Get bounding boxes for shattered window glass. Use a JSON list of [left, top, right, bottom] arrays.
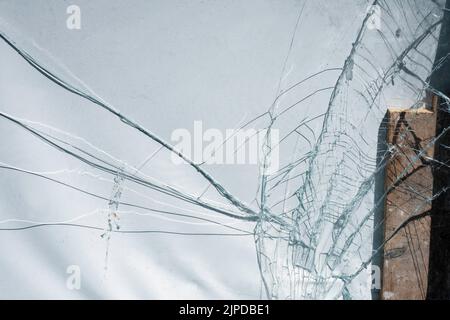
[[0, 0, 447, 299]]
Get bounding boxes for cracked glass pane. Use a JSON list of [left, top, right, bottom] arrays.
[[0, 0, 448, 299]]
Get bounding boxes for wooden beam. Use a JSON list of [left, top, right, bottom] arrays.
[[381, 101, 437, 300]]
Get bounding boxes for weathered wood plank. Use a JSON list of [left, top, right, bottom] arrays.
[[381, 102, 437, 300]]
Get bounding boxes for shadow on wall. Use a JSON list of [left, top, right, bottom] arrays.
[[372, 113, 389, 300]]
